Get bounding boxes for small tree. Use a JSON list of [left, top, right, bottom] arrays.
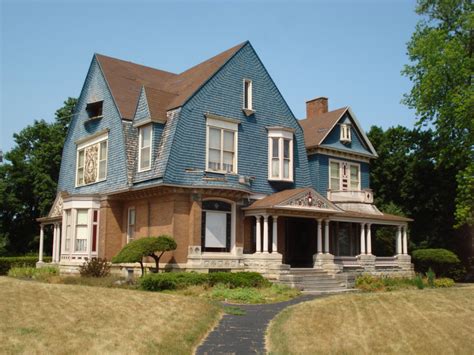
[[112, 236, 177, 276]]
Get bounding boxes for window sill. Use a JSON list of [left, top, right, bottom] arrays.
[[205, 169, 238, 176], [242, 108, 255, 116], [75, 178, 107, 188], [268, 178, 294, 183], [137, 168, 152, 173], [85, 115, 104, 121]]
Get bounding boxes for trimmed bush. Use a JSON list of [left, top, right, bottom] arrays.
[[433, 278, 455, 288], [208, 272, 270, 288], [0, 256, 52, 275], [139, 272, 271, 292], [79, 258, 111, 278], [412, 248, 465, 280]]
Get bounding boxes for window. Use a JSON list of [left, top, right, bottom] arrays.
[[268, 128, 293, 181], [64, 210, 72, 252], [86, 101, 103, 119], [75, 209, 88, 252], [201, 200, 232, 252], [206, 117, 238, 174], [340, 124, 351, 143], [138, 125, 152, 171], [127, 208, 136, 243], [329, 159, 361, 191], [243, 79, 253, 111], [76, 134, 108, 186], [91, 210, 99, 253]]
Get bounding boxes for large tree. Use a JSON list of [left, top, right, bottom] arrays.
[[0, 98, 77, 255], [402, 0, 473, 227]]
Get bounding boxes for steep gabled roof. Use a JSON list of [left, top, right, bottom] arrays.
[[95, 41, 247, 120], [299, 107, 348, 149]]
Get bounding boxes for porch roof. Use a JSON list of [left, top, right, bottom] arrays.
[[335, 210, 413, 223]]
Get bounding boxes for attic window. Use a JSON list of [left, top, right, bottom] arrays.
[[86, 101, 103, 119], [243, 79, 254, 116], [340, 124, 351, 143]]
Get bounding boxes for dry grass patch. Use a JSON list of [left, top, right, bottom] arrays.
[[268, 285, 474, 354], [0, 277, 221, 354]]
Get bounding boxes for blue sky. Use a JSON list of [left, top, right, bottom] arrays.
[[1, 0, 419, 153]]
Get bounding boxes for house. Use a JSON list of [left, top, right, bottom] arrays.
[[37, 41, 413, 280]]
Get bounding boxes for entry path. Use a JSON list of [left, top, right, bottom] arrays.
[[196, 294, 318, 355]]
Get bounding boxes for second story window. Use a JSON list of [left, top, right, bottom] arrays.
[[76, 132, 108, 187], [206, 114, 239, 174], [267, 127, 294, 182], [329, 159, 360, 191], [138, 125, 152, 172], [340, 123, 351, 143]]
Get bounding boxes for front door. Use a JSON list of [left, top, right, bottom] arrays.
[[284, 218, 317, 267]]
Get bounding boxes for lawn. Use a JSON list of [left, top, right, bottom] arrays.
[[0, 277, 221, 355], [267, 285, 474, 354]]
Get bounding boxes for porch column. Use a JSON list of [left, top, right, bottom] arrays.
[[255, 216, 261, 253], [55, 224, 61, 262], [360, 223, 366, 255], [396, 225, 402, 255], [317, 219, 323, 254], [366, 223, 372, 255], [272, 216, 278, 253], [38, 224, 44, 263], [263, 215, 269, 253], [52, 224, 58, 263], [324, 220, 330, 254], [402, 226, 408, 255]]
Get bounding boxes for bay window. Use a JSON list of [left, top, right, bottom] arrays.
[[75, 209, 88, 252], [206, 115, 238, 173], [76, 132, 108, 186], [268, 128, 294, 181], [139, 124, 152, 172]]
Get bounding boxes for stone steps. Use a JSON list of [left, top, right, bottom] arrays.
[[278, 268, 349, 293]]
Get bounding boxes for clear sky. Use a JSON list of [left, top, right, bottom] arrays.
[[1, 0, 419, 153]]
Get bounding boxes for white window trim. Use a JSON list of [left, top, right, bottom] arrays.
[[127, 207, 136, 244], [201, 198, 237, 255], [267, 128, 294, 182], [205, 117, 238, 174], [328, 158, 361, 191], [243, 79, 253, 110], [138, 124, 153, 172], [75, 132, 108, 187]]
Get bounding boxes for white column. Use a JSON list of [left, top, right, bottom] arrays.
[[360, 223, 366, 255], [56, 224, 61, 262], [317, 219, 323, 254], [263, 215, 269, 253], [396, 225, 402, 255], [403, 226, 408, 255], [324, 220, 330, 254], [255, 216, 261, 253], [38, 224, 44, 263], [367, 223, 372, 255], [272, 216, 278, 253], [52, 224, 57, 262]]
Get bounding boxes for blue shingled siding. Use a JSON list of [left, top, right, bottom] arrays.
[[162, 43, 311, 194], [57, 57, 129, 194], [320, 113, 372, 155], [308, 153, 370, 195]]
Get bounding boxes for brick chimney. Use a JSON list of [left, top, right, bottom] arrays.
[[306, 97, 328, 120]]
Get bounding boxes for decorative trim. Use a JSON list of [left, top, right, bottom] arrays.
[[307, 146, 372, 162], [205, 112, 241, 125], [75, 129, 109, 146]]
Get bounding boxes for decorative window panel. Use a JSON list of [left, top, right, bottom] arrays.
[[329, 159, 361, 191], [76, 134, 108, 186]]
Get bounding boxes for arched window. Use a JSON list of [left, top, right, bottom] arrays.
[[201, 200, 232, 252]]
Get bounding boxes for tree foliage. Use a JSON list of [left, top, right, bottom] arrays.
[[402, 0, 473, 226], [0, 98, 77, 255], [112, 236, 177, 276]]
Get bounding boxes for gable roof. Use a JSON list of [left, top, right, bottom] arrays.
[[299, 106, 378, 157], [95, 42, 247, 120]]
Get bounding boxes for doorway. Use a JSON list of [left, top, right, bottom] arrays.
[[284, 217, 317, 267]]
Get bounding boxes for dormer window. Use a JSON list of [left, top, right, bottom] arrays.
[[243, 79, 254, 116], [86, 101, 103, 119], [340, 123, 351, 143], [267, 127, 294, 182]]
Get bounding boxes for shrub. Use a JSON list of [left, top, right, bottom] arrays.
[[426, 268, 436, 287], [412, 248, 465, 280], [413, 275, 425, 289], [433, 278, 455, 288], [208, 272, 270, 288], [8, 266, 58, 280], [355, 274, 385, 292], [139, 272, 208, 291], [79, 258, 110, 278], [112, 236, 177, 276], [0, 256, 52, 275]]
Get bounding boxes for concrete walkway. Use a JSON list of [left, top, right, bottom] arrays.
[[195, 294, 318, 355]]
